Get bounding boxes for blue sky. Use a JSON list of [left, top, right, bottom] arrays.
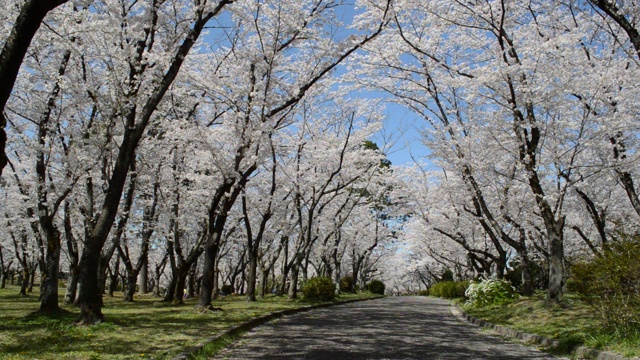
[[375, 102, 430, 166]]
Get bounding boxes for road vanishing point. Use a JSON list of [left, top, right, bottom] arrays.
[[215, 296, 558, 360]]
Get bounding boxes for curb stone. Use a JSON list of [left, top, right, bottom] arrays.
[[172, 296, 384, 360], [450, 305, 637, 360]]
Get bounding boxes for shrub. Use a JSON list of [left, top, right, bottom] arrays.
[[366, 279, 385, 295], [339, 276, 355, 293], [505, 258, 547, 292], [441, 269, 454, 282], [302, 277, 336, 301], [465, 278, 518, 306], [429, 281, 469, 299], [569, 240, 640, 334], [220, 284, 233, 295], [417, 289, 429, 296]]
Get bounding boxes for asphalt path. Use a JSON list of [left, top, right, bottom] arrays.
[[215, 296, 557, 360]]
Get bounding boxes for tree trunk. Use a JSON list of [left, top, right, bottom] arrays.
[[279, 264, 289, 296], [153, 268, 163, 298], [520, 254, 534, 296], [245, 248, 258, 302], [38, 229, 61, 313], [186, 261, 197, 299], [352, 253, 361, 292], [172, 268, 189, 305], [28, 265, 36, 293], [547, 224, 565, 302], [139, 256, 148, 294], [65, 268, 79, 304], [107, 256, 120, 297], [258, 264, 268, 298], [99, 258, 110, 296], [123, 275, 137, 302], [19, 267, 29, 296], [186, 271, 195, 299], [213, 267, 220, 300], [0, 0, 70, 177], [107, 271, 118, 297], [288, 265, 300, 300], [163, 275, 176, 303], [199, 245, 217, 308], [64, 202, 79, 304], [302, 256, 309, 283], [496, 261, 505, 280]]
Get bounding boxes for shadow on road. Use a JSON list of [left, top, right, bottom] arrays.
[[217, 297, 556, 360]]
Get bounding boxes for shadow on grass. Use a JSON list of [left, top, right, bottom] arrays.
[[544, 333, 586, 356], [0, 286, 380, 359]]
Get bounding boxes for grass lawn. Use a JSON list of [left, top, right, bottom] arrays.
[[0, 284, 376, 360], [461, 291, 640, 358]]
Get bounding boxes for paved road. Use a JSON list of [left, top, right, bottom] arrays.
[[215, 296, 557, 360]]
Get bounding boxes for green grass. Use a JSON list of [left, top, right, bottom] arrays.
[[187, 334, 242, 360], [0, 284, 377, 360], [462, 291, 640, 357]]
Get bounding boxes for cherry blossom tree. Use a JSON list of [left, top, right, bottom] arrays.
[[0, 0, 72, 176]]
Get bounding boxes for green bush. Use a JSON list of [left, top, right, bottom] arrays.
[[339, 276, 355, 293], [429, 281, 469, 299], [302, 277, 336, 301], [441, 269, 454, 282], [220, 284, 233, 295], [570, 240, 640, 334], [465, 278, 518, 306], [417, 289, 429, 296], [505, 258, 548, 292], [366, 279, 385, 295]]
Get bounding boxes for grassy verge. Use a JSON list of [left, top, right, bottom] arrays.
[[0, 284, 377, 360], [461, 291, 640, 357]]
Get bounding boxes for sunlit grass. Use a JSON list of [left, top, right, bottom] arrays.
[[462, 291, 640, 357], [0, 284, 376, 359]]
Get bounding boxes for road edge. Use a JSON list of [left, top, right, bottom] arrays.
[[450, 304, 632, 360], [172, 295, 384, 360]]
